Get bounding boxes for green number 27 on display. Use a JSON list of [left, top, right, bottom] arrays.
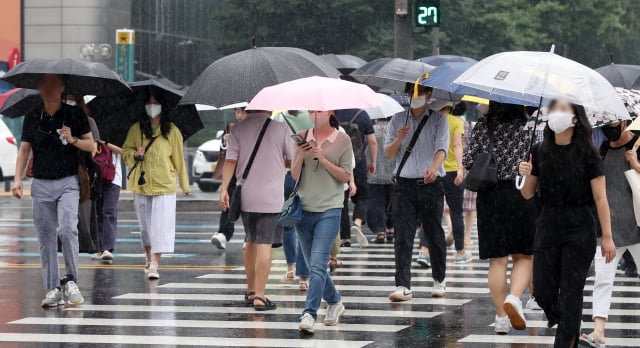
[[417, 6, 438, 25]]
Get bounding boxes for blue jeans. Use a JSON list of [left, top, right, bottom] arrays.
[[296, 208, 342, 318], [282, 227, 309, 277], [282, 172, 309, 277]]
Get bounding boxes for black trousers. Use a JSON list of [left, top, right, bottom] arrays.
[[392, 178, 446, 287], [350, 173, 369, 222], [218, 177, 237, 241], [340, 190, 351, 240], [442, 171, 465, 251], [533, 217, 596, 348]]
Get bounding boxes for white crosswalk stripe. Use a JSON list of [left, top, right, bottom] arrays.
[[2, 229, 639, 347]]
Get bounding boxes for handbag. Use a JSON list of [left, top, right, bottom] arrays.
[[624, 137, 640, 226], [228, 118, 272, 222], [126, 130, 158, 185], [464, 118, 497, 192], [277, 165, 304, 227]]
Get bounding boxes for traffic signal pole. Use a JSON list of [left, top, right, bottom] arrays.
[[394, 0, 414, 59]]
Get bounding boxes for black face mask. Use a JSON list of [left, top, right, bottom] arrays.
[[602, 124, 623, 142]]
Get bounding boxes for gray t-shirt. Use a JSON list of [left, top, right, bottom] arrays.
[[298, 129, 353, 212], [227, 113, 293, 213], [368, 122, 396, 184]]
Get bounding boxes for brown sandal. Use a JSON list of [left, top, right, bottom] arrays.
[[329, 257, 343, 272]]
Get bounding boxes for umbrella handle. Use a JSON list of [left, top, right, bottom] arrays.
[[515, 175, 526, 190]]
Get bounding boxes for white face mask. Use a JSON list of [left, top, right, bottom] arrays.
[[547, 111, 575, 134], [410, 95, 427, 109], [64, 100, 77, 106], [145, 104, 162, 118]]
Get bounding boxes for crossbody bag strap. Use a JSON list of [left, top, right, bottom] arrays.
[[394, 111, 431, 181], [127, 128, 159, 180], [241, 118, 271, 180], [350, 110, 364, 124]]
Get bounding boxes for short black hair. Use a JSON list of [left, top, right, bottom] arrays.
[[451, 102, 467, 116], [404, 83, 433, 94]]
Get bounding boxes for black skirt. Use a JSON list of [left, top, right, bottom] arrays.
[[476, 180, 536, 259]]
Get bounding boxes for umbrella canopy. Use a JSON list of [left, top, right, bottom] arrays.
[[526, 87, 640, 130], [364, 93, 405, 119], [418, 55, 477, 66], [179, 47, 341, 108], [1, 58, 131, 96], [453, 50, 630, 120], [420, 62, 475, 101], [595, 64, 640, 89], [350, 58, 435, 92], [319, 54, 367, 75], [0, 88, 40, 118], [89, 79, 203, 146], [246, 76, 383, 112]]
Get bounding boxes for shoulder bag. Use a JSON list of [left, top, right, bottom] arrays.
[[228, 118, 271, 222], [624, 137, 640, 227], [277, 130, 309, 227], [464, 118, 498, 192], [386, 112, 431, 214]]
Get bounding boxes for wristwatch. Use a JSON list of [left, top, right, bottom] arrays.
[[72, 136, 79, 145]]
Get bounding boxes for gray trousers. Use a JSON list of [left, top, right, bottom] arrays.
[[32, 176, 80, 289]]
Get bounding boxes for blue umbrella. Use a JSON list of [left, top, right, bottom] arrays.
[[420, 62, 527, 105]]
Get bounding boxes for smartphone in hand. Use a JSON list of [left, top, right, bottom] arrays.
[[291, 134, 307, 145]]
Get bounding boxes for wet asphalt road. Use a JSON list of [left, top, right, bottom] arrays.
[[0, 187, 638, 347]]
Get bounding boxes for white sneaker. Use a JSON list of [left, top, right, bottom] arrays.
[[41, 288, 65, 307], [432, 280, 446, 298], [503, 294, 527, 330], [90, 252, 103, 260], [324, 302, 345, 326], [64, 281, 84, 305], [350, 225, 369, 247], [526, 297, 542, 310], [494, 315, 510, 335], [147, 262, 160, 280], [454, 250, 473, 264], [388, 286, 412, 302], [101, 250, 114, 261], [299, 313, 316, 334], [210, 233, 226, 250]]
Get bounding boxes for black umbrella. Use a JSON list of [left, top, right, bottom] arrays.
[[595, 64, 640, 89], [417, 55, 477, 66], [1, 58, 131, 96], [0, 88, 40, 118], [350, 58, 435, 92], [89, 80, 203, 146], [179, 46, 341, 108], [320, 54, 367, 75]]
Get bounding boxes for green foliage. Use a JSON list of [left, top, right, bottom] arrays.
[[213, 0, 640, 68]]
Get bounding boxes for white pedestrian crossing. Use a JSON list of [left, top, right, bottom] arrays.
[[1, 230, 638, 347]]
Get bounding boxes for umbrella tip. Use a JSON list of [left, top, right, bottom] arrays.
[[251, 36, 256, 48], [549, 44, 556, 54], [610, 53, 615, 64]]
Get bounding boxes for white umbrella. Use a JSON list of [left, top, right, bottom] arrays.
[[453, 49, 630, 120], [364, 93, 405, 119], [453, 48, 631, 189]]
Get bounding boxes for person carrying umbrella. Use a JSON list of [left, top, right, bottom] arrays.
[[122, 92, 190, 280], [385, 84, 449, 301], [518, 99, 616, 348], [11, 74, 96, 307]]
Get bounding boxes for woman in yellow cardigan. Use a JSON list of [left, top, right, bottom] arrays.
[[122, 95, 190, 280]]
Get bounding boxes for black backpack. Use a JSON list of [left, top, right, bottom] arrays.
[[340, 110, 366, 163]]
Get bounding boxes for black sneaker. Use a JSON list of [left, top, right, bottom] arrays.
[[340, 241, 351, 249]]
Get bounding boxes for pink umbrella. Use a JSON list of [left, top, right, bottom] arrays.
[[245, 76, 383, 111]]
